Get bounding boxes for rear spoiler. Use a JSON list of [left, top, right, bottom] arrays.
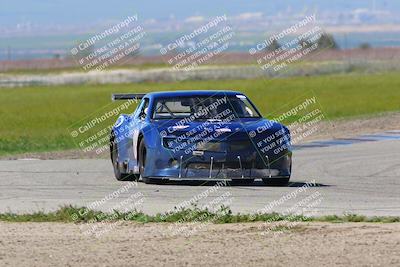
[[111, 93, 146, 101]]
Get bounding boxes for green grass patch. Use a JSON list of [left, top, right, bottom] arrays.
[[0, 72, 399, 155], [0, 205, 398, 223]]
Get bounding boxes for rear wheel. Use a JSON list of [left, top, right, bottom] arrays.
[[262, 177, 290, 186], [111, 138, 139, 181]]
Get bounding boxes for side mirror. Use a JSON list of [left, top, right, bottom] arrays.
[[140, 107, 148, 120]]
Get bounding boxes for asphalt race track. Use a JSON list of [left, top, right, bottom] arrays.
[[0, 139, 399, 216]]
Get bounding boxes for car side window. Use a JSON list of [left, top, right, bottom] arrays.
[[138, 98, 149, 120], [132, 100, 143, 117]]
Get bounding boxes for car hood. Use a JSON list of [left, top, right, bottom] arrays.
[[152, 118, 287, 141]]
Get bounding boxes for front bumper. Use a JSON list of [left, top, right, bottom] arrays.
[[144, 148, 292, 180]]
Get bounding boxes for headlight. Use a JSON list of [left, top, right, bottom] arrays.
[[163, 137, 177, 149], [169, 159, 180, 168]]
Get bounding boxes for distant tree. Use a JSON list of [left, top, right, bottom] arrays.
[[267, 39, 281, 51], [316, 33, 339, 50], [359, 42, 371, 49], [298, 38, 314, 49]]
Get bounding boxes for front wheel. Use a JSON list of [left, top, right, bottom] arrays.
[[139, 138, 168, 184], [111, 139, 139, 182], [262, 177, 290, 186]]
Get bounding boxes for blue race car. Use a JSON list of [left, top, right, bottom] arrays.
[[110, 91, 292, 185]]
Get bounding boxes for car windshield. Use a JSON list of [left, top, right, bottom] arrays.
[[152, 95, 261, 120]]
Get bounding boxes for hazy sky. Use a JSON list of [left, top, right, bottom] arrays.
[[1, 0, 398, 26]]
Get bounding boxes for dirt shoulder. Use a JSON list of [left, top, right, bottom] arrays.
[[0, 222, 399, 267], [1, 112, 400, 160], [301, 112, 400, 142]]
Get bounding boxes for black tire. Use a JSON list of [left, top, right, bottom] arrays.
[[230, 179, 255, 185], [262, 177, 290, 186], [111, 138, 139, 182], [138, 138, 147, 179], [139, 138, 168, 184]]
